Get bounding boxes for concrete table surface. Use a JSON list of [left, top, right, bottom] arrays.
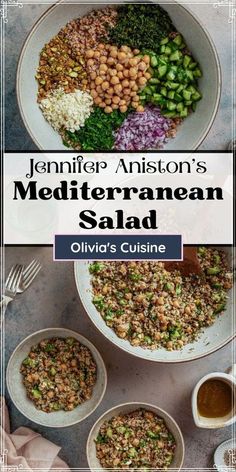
[[4, 246, 235, 469], [5, 2, 234, 151]]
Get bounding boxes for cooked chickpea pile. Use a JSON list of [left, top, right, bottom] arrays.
[[90, 248, 232, 351], [85, 44, 150, 113], [20, 337, 97, 413], [96, 409, 176, 469]]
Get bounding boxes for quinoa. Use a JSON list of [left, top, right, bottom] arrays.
[[20, 337, 97, 412], [59, 7, 118, 58], [89, 248, 233, 351], [96, 409, 176, 469]]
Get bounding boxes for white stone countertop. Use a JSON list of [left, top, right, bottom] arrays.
[[4, 246, 235, 469]]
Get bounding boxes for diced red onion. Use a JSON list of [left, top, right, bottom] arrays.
[[114, 105, 174, 151]]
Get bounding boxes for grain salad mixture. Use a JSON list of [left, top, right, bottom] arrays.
[[90, 248, 232, 351], [95, 409, 176, 469], [20, 337, 97, 412], [36, 4, 203, 150]]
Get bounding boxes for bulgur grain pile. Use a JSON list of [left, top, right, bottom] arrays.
[[96, 409, 176, 469], [90, 248, 232, 351], [20, 337, 97, 412]]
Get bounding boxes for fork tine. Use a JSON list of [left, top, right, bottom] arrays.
[[5, 264, 18, 288], [23, 262, 42, 289], [8, 265, 23, 292], [23, 259, 38, 279]]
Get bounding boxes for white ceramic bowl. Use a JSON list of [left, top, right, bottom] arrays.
[[87, 402, 185, 470], [17, 1, 221, 150], [6, 328, 107, 428], [74, 247, 234, 363]]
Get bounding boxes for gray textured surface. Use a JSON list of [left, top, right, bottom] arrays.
[[4, 246, 235, 469], [5, 2, 234, 151]]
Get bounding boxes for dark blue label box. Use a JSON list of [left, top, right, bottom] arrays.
[[54, 235, 182, 260]]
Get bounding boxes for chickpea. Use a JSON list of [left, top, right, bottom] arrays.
[[111, 76, 119, 85], [105, 99, 112, 106], [129, 57, 139, 67], [143, 55, 150, 64], [137, 71, 143, 78], [107, 56, 115, 66], [90, 71, 97, 80], [90, 81, 95, 89], [117, 51, 126, 62], [100, 64, 108, 72], [123, 88, 131, 95], [120, 45, 130, 53], [129, 80, 136, 88], [139, 76, 147, 86], [130, 91, 136, 97], [137, 105, 144, 112], [96, 85, 102, 93], [86, 49, 94, 58], [110, 48, 118, 58], [109, 69, 117, 76], [122, 79, 129, 88], [129, 67, 138, 77], [116, 63, 123, 71], [98, 43, 105, 49], [114, 83, 122, 94], [132, 84, 139, 91], [102, 81, 109, 90], [94, 96, 102, 105], [132, 95, 139, 102], [185, 306, 191, 315], [87, 58, 94, 67], [112, 103, 119, 109], [119, 99, 126, 106], [95, 76, 103, 85], [120, 105, 128, 113], [112, 95, 120, 104], [47, 390, 54, 398], [133, 48, 140, 55], [131, 101, 139, 109], [100, 102, 106, 108], [139, 61, 147, 71], [145, 72, 151, 80], [100, 56, 107, 64], [93, 50, 100, 59], [105, 103, 113, 112], [122, 69, 129, 78], [117, 71, 124, 80], [90, 89, 98, 98]]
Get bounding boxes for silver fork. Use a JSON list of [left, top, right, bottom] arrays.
[[0, 264, 24, 323], [17, 259, 42, 293]]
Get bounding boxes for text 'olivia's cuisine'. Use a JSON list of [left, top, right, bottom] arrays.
[[36, 4, 203, 150]]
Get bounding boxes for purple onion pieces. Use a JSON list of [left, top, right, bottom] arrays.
[[114, 105, 173, 151]]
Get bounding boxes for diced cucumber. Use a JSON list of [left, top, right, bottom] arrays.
[[185, 70, 194, 81], [160, 45, 166, 54], [169, 50, 182, 61], [183, 90, 192, 101], [167, 100, 176, 111], [193, 68, 202, 78], [176, 102, 184, 112], [166, 69, 176, 81], [180, 107, 188, 118], [176, 84, 185, 93], [165, 46, 172, 55], [160, 87, 167, 97], [153, 93, 162, 101], [192, 102, 197, 112], [192, 91, 202, 101], [158, 65, 167, 77], [150, 56, 158, 67], [174, 92, 183, 102], [185, 100, 193, 106], [173, 34, 183, 46], [162, 110, 178, 118], [168, 91, 175, 99], [168, 82, 180, 90], [143, 86, 152, 95], [189, 62, 197, 70], [149, 78, 160, 84], [160, 37, 169, 45], [183, 55, 192, 69]]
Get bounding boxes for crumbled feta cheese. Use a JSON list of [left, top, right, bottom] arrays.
[[39, 88, 93, 132]]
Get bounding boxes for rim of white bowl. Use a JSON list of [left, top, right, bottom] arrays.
[[6, 327, 107, 428], [74, 261, 235, 364], [86, 401, 185, 470], [16, 1, 222, 151]]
